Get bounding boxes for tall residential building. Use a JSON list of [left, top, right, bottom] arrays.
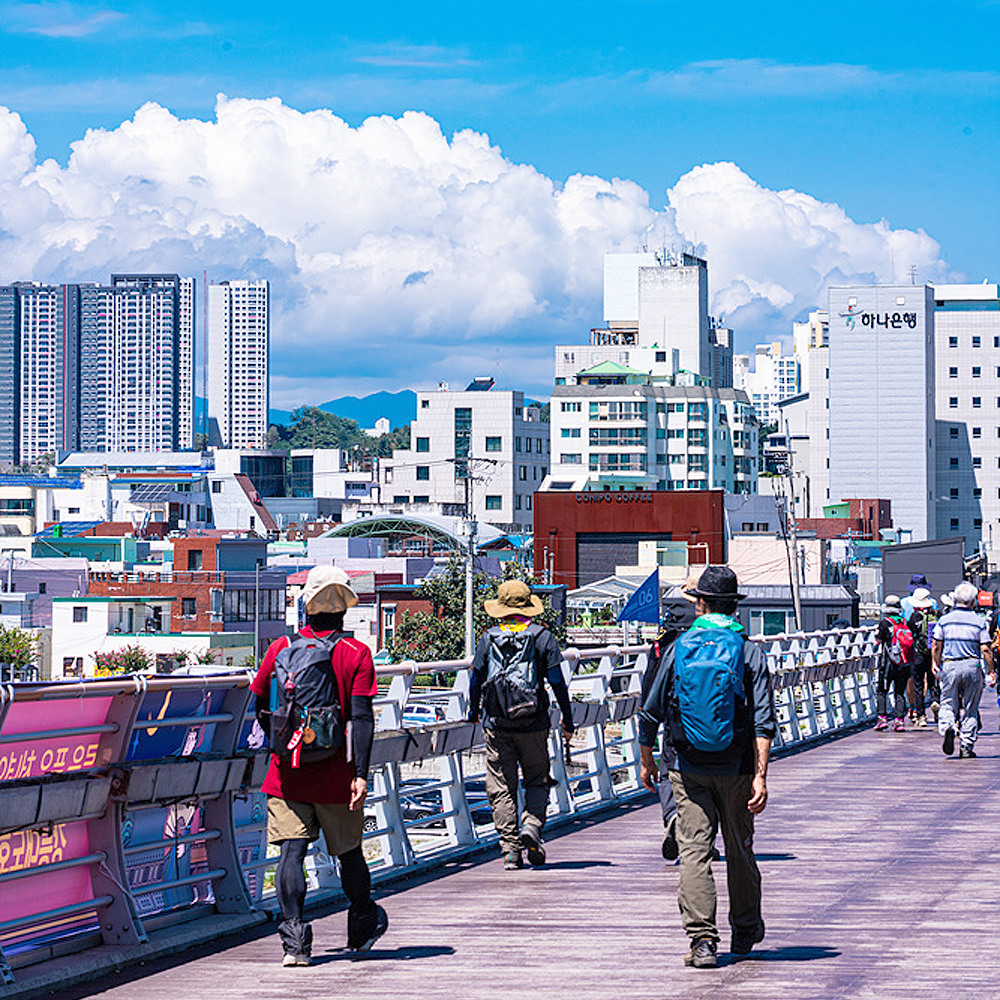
[[931, 283, 1000, 545], [0, 275, 196, 465], [828, 284, 936, 540], [207, 279, 269, 449], [544, 379, 758, 495], [555, 250, 732, 388], [380, 378, 548, 530], [792, 310, 829, 393], [741, 343, 801, 426]]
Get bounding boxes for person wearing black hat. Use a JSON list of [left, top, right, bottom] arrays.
[[638, 565, 776, 969]]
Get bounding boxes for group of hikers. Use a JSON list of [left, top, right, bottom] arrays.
[[248, 563, 993, 971], [875, 573, 996, 758]]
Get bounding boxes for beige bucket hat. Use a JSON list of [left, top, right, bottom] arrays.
[[302, 566, 358, 614], [484, 580, 545, 618]]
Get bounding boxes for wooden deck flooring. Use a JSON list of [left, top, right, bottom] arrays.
[[62, 720, 1000, 1000]]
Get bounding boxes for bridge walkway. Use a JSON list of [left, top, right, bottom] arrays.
[[60, 722, 1000, 1000]]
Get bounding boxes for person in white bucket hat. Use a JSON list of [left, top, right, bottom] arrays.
[[250, 565, 387, 965]]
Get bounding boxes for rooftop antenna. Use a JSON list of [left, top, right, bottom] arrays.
[[908, 264, 917, 285]]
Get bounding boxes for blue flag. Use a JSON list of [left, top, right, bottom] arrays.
[[617, 569, 660, 624]]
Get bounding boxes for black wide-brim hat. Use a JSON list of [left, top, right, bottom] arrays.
[[686, 565, 746, 601]]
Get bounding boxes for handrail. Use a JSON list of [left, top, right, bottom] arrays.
[[0, 626, 879, 987]]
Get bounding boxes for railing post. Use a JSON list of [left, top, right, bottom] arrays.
[[439, 751, 476, 847], [370, 763, 413, 868]]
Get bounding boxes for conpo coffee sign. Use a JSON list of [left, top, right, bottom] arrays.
[[575, 492, 654, 504]]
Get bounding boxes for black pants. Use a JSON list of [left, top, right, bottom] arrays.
[[910, 655, 933, 717], [876, 661, 908, 719]]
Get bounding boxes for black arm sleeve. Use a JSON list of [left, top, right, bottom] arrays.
[[254, 692, 269, 732], [467, 634, 490, 723], [350, 695, 375, 779]]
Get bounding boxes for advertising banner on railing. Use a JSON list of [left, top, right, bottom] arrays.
[[0, 698, 111, 780]]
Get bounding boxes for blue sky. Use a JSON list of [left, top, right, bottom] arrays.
[[0, 0, 997, 402]]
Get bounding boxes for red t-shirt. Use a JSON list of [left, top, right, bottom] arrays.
[[250, 627, 378, 804]]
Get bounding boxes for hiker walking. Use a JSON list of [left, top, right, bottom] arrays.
[[638, 566, 776, 969], [251, 566, 387, 966], [468, 580, 575, 870], [875, 595, 913, 732], [906, 588, 938, 728], [932, 581, 995, 758]]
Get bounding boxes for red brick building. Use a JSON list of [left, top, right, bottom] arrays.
[[533, 490, 726, 589], [798, 498, 892, 541]]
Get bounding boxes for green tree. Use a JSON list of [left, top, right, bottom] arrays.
[[268, 408, 410, 462], [0, 625, 38, 669], [93, 644, 153, 676], [387, 556, 565, 663]]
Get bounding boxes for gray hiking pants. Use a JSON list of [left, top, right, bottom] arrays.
[[937, 658, 985, 750], [484, 727, 551, 853], [669, 769, 763, 944]]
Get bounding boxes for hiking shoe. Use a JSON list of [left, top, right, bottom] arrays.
[[661, 815, 679, 862], [942, 727, 956, 756], [914, 716, 927, 729], [959, 747, 977, 759], [503, 849, 523, 870], [684, 938, 718, 968], [891, 718, 905, 732], [282, 953, 311, 967], [521, 826, 546, 867], [731, 922, 766, 956], [347, 904, 388, 953], [873, 716, 889, 731]]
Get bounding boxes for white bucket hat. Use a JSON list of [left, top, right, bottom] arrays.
[[302, 566, 358, 614], [910, 587, 934, 609]]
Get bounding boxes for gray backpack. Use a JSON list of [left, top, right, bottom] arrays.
[[482, 624, 541, 721]]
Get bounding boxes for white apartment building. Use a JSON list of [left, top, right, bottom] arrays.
[[932, 283, 1000, 546], [792, 310, 829, 393], [555, 251, 732, 388], [207, 279, 269, 449], [544, 383, 758, 494], [16, 284, 65, 463], [737, 342, 801, 426], [380, 379, 548, 529], [778, 349, 830, 520]]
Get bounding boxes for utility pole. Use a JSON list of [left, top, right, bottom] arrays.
[[779, 423, 803, 631]]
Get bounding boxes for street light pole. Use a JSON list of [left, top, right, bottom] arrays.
[[254, 559, 260, 664]]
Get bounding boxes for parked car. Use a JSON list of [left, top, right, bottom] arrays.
[[401, 704, 447, 728]]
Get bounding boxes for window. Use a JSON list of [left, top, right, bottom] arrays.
[[974, 488, 982, 498], [973, 457, 982, 468], [72, 606, 87, 623], [973, 397, 982, 408], [950, 457, 959, 468], [485, 495, 502, 510], [515, 495, 522, 510], [416, 466, 429, 480], [950, 488, 959, 499], [536, 438, 543, 454], [974, 518, 983, 529], [949, 397, 958, 408], [973, 367, 982, 378], [392, 495, 409, 504], [949, 337, 958, 348], [519, 466, 527, 480], [485, 436, 502, 452], [655, 351, 667, 362], [416, 437, 430, 452], [950, 427, 959, 439], [182, 597, 197, 616], [973, 336, 981, 347], [421, 399, 429, 408], [950, 518, 959, 530], [560, 402, 582, 412], [561, 427, 581, 438], [973, 427, 982, 439], [187, 549, 203, 571], [38, 582, 46, 594], [949, 367, 958, 378], [413, 495, 429, 503], [515, 437, 522, 452], [749, 610, 794, 637]]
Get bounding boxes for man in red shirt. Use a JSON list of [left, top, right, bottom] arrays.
[[251, 566, 387, 966]]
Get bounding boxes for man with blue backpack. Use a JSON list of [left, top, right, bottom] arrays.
[[638, 566, 776, 969], [468, 580, 574, 870]]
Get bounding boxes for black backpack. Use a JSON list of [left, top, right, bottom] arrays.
[[269, 633, 345, 768], [482, 624, 541, 722], [911, 608, 938, 658]]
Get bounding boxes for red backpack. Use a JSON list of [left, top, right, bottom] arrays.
[[887, 618, 914, 665]]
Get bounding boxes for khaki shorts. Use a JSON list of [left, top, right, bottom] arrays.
[[267, 796, 365, 856]]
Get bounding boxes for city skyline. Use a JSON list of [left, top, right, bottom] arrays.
[[0, 0, 996, 406]]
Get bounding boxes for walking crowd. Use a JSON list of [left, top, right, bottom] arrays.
[[249, 563, 995, 972]]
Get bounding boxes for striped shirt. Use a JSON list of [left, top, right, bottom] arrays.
[[932, 609, 989, 660]]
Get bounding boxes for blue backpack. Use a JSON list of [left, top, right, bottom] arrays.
[[669, 628, 747, 753]]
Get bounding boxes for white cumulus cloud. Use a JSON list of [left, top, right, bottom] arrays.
[[0, 96, 952, 406]]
